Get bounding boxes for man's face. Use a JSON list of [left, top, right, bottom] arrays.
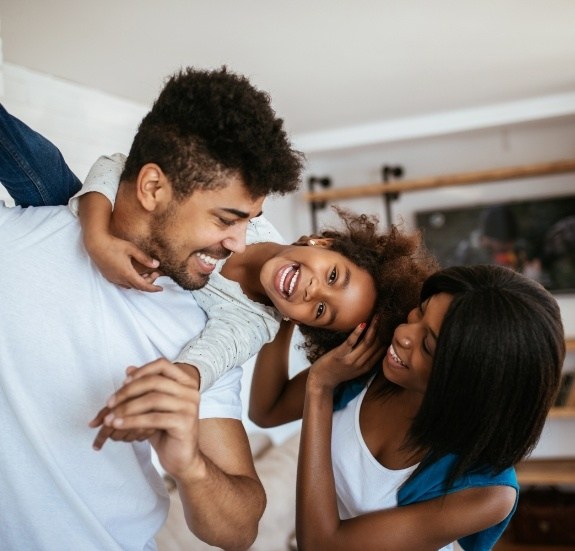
[[140, 175, 264, 290]]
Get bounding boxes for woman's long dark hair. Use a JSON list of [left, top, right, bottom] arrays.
[[405, 265, 565, 489]]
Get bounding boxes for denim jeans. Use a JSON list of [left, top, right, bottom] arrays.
[[0, 103, 81, 207]]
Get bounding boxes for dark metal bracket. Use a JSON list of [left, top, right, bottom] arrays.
[[307, 176, 332, 233], [381, 165, 403, 228]]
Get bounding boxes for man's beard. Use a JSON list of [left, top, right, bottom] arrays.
[[139, 209, 210, 291]]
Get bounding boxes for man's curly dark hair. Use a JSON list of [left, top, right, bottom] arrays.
[[298, 208, 438, 362], [122, 66, 304, 200]]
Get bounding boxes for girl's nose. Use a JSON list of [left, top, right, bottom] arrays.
[[304, 277, 318, 301]]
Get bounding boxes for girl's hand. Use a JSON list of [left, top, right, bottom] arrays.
[[308, 318, 384, 392], [86, 234, 163, 292]]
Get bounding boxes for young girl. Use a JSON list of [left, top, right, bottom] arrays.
[[249, 264, 565, 551]]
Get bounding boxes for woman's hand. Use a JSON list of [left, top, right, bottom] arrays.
[[307, 318, 384, 392]]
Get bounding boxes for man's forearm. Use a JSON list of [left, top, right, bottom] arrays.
[[175, 452, 266, 551]]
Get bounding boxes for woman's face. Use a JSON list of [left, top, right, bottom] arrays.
[[260, 244, 376, 331], [383, 292, 453, 393]]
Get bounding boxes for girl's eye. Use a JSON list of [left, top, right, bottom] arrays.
[[316, 302, 325, 318], [218, 217, 237, 227], [328, 268, 337, 284]]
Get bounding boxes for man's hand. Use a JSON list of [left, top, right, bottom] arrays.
[[89, 359, 203, 479]]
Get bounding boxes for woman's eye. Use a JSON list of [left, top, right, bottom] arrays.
[[316, 303, 325, 318], [422, 338, 431, 356], [328, 268, 337, 284]]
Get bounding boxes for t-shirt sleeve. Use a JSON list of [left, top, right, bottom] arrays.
[[177, 282, 281, 392], [68, 153, 126, 216], [198, 366, 243, 420]]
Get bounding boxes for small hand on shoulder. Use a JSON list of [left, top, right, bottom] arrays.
[[85, 233, 163, 292]]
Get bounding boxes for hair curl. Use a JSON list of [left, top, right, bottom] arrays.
[[298, 208, 438, 362], [122, 66, 304, 200]]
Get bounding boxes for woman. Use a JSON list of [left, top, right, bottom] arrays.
[[250, 264, 564, 550]]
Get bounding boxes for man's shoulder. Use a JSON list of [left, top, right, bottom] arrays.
[[0, 203, 74, 239]]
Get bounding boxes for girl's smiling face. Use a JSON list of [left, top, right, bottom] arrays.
[[260, 244, 376, 331]]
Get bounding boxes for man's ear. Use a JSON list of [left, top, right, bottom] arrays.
[[136, 164, 172, 212]]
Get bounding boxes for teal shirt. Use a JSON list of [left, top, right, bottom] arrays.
[[397, 454, 518, 550]]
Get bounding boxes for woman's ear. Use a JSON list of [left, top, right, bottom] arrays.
[[136, 163, 172, 211]]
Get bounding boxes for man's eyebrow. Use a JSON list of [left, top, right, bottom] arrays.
[[219, 208, 260, 219]]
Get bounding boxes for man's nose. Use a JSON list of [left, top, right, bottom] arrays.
[[222, 224, 248, 254]]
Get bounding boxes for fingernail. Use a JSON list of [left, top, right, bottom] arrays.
[[152, 259, 159, 267], [113, 418, 124, 427], [123, 376, 132, 384], [104, 413, 115, 425], [107, 396, 116, 408], [359, 322, 367, 330]]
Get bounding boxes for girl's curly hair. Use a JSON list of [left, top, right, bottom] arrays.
[[298, 208, 438, 362]]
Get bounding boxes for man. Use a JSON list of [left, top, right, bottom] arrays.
[[0, 67, 302, 550]]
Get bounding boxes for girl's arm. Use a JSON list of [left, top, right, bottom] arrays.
[[249, 318, 383, 427], [73, 154, 161, 292], [248, 320, 310, 427], [295, 325, 516, 551]]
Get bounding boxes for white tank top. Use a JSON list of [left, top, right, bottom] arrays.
[[331, 380, 454, 550]]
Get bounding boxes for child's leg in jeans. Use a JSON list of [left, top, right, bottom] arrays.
[[0, 104, 81, 206]]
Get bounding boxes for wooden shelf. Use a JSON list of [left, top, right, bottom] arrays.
[[515, 458, 575, 486], [549, 407, 575, 419], [303, 159, 575, 202]]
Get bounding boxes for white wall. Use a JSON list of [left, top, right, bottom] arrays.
[[2, 61, 574, 453]]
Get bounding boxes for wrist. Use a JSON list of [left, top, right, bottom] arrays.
[[306, 370, 337, 396], [174, 362, 201, 390], [173, 453, 209, 486]]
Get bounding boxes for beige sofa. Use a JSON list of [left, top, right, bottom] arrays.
[[156, 432, 300, 551]]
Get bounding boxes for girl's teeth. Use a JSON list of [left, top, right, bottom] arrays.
[[288, 269, 299, 296], [279, 266, 300, 296]]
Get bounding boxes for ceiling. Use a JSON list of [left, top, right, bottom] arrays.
[[2, 1, 575, 143]]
